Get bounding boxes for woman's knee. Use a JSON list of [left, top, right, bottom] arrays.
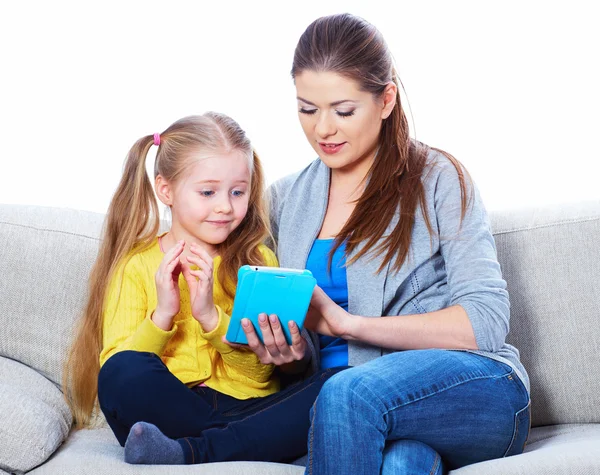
[[382, 440, 444, 475]]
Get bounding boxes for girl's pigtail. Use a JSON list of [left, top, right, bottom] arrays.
[[63, 135, 160, 428]]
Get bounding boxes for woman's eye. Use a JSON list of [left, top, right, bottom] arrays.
[[231, 190, 245, 197], [199, 190, 214, 197], [336, 110, 355, 118], [299, 108, 317, 115]]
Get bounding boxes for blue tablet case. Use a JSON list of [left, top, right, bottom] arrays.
[[226, 265, 317, 345]]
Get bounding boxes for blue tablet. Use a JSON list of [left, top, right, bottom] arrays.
[[226, 265, 317, 345]]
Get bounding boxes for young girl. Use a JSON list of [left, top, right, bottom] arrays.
[[64, 112, 343, 465]]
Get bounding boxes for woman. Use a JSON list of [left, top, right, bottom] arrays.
[[240, 13, 530, 474]]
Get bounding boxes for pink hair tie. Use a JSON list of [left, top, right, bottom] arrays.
[[153, 133, 161, 146]]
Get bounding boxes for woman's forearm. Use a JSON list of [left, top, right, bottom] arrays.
[[346, 305, 478, 351]]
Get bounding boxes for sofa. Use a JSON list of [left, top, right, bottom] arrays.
[[1, 200, 599, 475]]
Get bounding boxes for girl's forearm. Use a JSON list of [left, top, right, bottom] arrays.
[[346, 305, 478, 351]]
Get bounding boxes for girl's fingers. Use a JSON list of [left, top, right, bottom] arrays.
[[189, 269, 211, 282], [189, 245, 214, 266], [159, 240, 185, 273], [186, 254, 214, 276]]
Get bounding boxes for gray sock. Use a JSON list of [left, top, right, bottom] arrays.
[[124, 422, 186, 465]]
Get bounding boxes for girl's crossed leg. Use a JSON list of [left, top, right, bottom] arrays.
[[98, 350, 347, 464]]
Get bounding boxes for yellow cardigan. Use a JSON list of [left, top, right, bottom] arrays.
[[100, 238, 280, 399]]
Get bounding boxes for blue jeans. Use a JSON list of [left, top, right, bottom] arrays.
[[306, 349, 530, 475], [98, 351, 346, 464]]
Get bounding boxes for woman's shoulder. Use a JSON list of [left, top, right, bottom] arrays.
[[421, 147, 474, 196]]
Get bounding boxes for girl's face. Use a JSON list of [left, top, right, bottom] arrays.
[[163, 149, 251, 252], [295, 70, 395, 174]]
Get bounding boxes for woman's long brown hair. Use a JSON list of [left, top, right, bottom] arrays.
[[292, 13, 472, 273], [63, 113, 271, 428]]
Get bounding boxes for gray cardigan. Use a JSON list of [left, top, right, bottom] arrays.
[[269, 151, 530, 392]]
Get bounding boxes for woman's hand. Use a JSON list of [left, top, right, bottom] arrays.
[[225, 314, 308, 366], [181, 243, 218, 332], [305, 285, 359, 339], [153, 240, 185, 330]]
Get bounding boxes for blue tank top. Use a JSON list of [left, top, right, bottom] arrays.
[[305, 238, 349, 369]]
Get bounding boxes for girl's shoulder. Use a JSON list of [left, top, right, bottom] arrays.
[[256, 243, 279, 267], [116, 238, 162, 278]]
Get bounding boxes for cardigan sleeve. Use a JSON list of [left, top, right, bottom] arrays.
[[432, 160, 510, 352]]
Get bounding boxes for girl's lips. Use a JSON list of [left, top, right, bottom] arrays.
[[318, 142, 346, 155], [206, 221, 231, 227]]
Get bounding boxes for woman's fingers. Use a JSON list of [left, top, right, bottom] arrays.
[[258, 314, 280, 357], [242, 318, 269, 362], [288, 321, 307, 359], [269, 315, 293, 358]]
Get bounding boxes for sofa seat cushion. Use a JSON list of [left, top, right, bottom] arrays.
[[0, 357, 72, 473], [450, 424, 600, 474], [28, 427, 305, 474]]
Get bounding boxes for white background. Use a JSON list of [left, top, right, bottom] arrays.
[[1, 1, 598, 214]]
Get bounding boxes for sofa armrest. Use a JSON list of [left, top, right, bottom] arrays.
[[0, 356, 72, 473]]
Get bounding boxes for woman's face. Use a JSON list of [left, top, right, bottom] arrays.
[[295, 70, 395, 174]]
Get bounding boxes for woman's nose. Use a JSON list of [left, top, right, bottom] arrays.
[[315, 113, 336, 139]]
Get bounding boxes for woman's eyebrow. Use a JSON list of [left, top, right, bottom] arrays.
[[297, 97, 357, 107]]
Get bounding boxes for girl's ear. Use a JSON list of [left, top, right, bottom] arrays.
[[381, 82, 397, 120], [155, 175, 173, 206]]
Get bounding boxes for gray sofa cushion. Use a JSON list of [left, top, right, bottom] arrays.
[[491, 200, 600, 427], [450, 424, 600, 474], [0, 356, 71, 473], [28, 427, 304, 475], [0, 205, 104, 388]]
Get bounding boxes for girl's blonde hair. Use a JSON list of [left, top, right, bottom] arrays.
[[63, 112, 271, 428]]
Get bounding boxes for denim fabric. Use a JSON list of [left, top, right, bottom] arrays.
[[305, 350, 530, 475], [98, 351, 346, 464]]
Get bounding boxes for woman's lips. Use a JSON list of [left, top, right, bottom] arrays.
[[318, 142, 346, 154]]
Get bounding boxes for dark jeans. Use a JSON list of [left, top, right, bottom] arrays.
[[97, 350, 346, 464]]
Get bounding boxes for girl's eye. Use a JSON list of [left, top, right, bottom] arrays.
[[336, 110, 355, 118], [299, 108, 317, 115], [199, 190, 214, 197], [231, 190, 245, 197]]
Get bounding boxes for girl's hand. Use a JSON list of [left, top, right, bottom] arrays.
[[153, 240, 185, 330], [181, 243, 218, 332], [225, 314, 308, 366], [305, 285, 359, 339]]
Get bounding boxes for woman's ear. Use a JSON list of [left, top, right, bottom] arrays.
[[155, 175, 173, 206], [381, 82, 397, 120]]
